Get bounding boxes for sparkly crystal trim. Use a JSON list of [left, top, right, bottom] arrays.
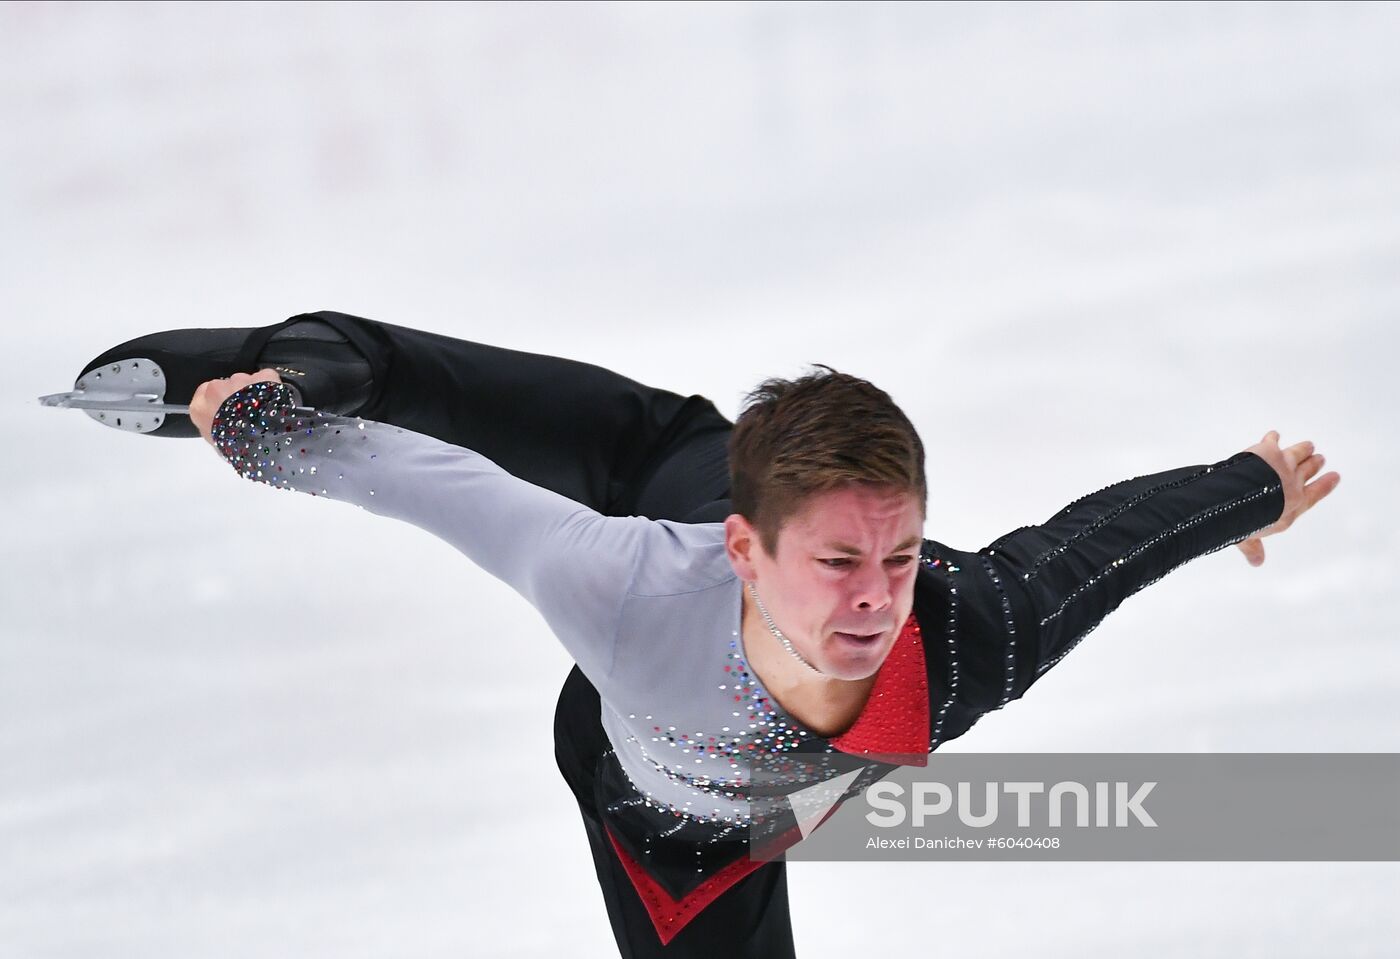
[[977, 554, 1019, 705], [1034, 516, 1278, 676], [920, 542, 961, 749], [1019, 455, 1250, 581], [1035, 482, 1283, 628]]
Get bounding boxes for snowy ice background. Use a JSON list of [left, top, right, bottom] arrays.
[[1, 2, 1396, 956]]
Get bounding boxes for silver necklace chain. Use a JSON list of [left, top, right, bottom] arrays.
[[747, 580, 826, 676]]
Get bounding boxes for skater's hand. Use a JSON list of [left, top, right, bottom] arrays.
[[190, 369, 283, 449], [1235, 430, 1341, 567]]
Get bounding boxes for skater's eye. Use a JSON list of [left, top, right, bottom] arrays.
[[819, 556, 916, 569]]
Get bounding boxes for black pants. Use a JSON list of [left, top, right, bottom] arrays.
[[267, 311, 796, 958]]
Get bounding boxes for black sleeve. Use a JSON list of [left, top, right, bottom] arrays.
[[943, 450, 1285, 715]]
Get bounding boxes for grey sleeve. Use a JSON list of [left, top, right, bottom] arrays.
[[210, 379, 655, 681]]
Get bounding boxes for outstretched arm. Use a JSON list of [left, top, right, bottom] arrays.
[[946, 436, 1338, 711], [192, 370, 663, 684]]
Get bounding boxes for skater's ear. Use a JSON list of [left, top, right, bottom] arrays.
[[724, 512, 771, 581]]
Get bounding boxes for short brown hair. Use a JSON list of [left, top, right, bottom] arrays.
[[727, 364, 927, 557]]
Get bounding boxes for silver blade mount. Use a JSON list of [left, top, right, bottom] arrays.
[[38, 357, 308, 433]]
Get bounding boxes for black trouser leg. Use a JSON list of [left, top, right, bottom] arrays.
[[277, 310, 731, 516], [553, 665, 797, 959]]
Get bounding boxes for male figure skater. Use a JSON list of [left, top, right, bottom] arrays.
[[69, 311, 1339, 957]]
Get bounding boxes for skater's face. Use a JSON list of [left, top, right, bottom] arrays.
[[727, 483, 924, 682]]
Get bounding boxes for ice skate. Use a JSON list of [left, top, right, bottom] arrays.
[[38, 313, 375, 437]]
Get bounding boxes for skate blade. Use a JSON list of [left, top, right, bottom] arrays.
[[38, 357, 307, 434]]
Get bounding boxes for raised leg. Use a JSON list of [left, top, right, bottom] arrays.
[[281, 310, 733, 518]]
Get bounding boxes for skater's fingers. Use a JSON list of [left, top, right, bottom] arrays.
[[1299, 452, 1326, 482], [1283, 440, 1315, 470], [1237, 537, 1266, 567], [224, 369, 280, 385], [1302, 471, 1342, 513], [191, 377, 238, 446], [251, 367, 283, 384]]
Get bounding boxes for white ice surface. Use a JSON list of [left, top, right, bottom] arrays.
[[1, 3, 1396, 957]]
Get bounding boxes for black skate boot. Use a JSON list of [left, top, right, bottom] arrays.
[[42, 312, 379, 437]]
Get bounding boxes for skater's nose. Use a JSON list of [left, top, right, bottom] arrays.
[[849, 561, 893, 612]]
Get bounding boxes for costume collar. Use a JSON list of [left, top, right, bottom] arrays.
[[827, 611, 930, 765]]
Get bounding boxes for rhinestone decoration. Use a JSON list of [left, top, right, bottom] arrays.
[[1034, 484, 1283, 628], [210, 380, 405, 497], [606, 614, 823, 829], [1034, 515, 1279, 676], [920, 542, 961, 749], [977, 553, 1019, 705], [1016, 454, 1272, 583]]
